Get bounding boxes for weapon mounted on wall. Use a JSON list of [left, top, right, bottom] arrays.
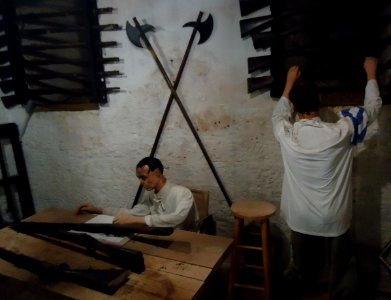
[[127, 13, 233, 208], [247, 55, 272, 73], [239, 0, 270, 17], [238, 0, 391, 105], [0, 0, 123, 110], [13, 221, 174, 236], [240, 15, 272, 38], [247, 76, 273, 93]]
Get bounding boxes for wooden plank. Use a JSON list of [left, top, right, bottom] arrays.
[[0, 228, 206, 299], [0, 273, 74, 300], [0, 257, 204, 299], [117, 269, 203, 300], [23, 207, 91, 223], [144, 255, 210, 281], [0, 260, 114, 300], [125, 231, 233, 269], [24, 208, 234, 269], [0, 208, 233, 299]]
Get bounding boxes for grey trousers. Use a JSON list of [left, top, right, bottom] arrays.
[[287, 230, 358, 300]]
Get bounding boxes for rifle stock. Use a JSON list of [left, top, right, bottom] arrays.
[[240, 15, 272, 38], [251, 26, 302, 50], [239, 0, 271, 17], [247, 76, 273, 93], [14, 221, 175, 236], [0, 247, 130, 295], [247, 55, 272, 73], [251, 31, 273, 49]]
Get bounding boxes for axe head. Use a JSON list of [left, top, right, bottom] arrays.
[[126, 21, 155, 48], [183, 14, 213, 45]]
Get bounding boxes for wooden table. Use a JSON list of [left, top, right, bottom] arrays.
[[0, 208, 233, 299]]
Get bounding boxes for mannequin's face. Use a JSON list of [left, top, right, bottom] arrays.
[[136, 165, 161, 191]]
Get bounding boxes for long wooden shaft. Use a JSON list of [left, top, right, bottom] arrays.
[[133, 12, 204, 207], [133, 17, 232, 207]]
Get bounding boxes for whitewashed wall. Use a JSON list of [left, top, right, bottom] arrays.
[[0, 0, 390, 258]]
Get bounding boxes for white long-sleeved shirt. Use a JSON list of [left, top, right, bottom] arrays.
[[103, 181, 199, 230], [272, 80, 382, 237]]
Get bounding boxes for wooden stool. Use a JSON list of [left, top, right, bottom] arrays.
[[228, 199, 277, 300]]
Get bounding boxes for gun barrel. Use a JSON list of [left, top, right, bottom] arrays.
[[247, 55, 272, 73], [240, 15, 273, 38], [247, 76, 273, 93], [16, 221, 174, 236]]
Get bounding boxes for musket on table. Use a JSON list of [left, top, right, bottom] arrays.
[[10, 223, 146, 274], [0, 221, 176, 294], [0, 246, 130, 295], [10, 221, 174, 273], [13, 221, 174, 236]]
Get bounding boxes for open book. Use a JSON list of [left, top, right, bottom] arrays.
[[72, 215, 130, 246]]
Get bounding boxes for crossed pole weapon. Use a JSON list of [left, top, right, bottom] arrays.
[[126, 12, 232, 207], [127, 12, 211, 207]]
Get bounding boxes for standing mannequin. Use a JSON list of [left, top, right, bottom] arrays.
[[272, 57, 382, 299]]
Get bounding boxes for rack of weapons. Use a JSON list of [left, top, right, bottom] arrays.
[[0, 0, 122, 109], [239, 0, 391, 105], [0, 221, 174, 295], [0, 123, 35, 225], [238, 0, 273, 94]]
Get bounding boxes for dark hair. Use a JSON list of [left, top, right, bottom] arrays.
[[136, 157, 164, 173], [289, 79, 320, 114]]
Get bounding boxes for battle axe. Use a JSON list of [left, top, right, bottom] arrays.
[[127, 12, 214, 207], [127, 15, 232, 207]]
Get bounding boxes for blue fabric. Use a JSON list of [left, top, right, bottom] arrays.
[[340, 107, 368, 145]]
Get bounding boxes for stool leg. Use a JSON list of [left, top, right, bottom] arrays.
[[228, 217, 243, 300], [262, 219, 271, 300]]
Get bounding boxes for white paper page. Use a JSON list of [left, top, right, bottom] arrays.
[[72, 214, 129, 246], [86, 214, 115, 224]]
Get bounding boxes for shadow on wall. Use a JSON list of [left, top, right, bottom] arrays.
[[352, 106, 391, 298]]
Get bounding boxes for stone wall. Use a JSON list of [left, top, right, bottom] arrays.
[[0, 0, 389, 273]]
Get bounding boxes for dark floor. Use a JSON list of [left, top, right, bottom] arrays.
[[376, 267, 391, 300], [201, 257, 391, 300], [200, 222, 391, 300]]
